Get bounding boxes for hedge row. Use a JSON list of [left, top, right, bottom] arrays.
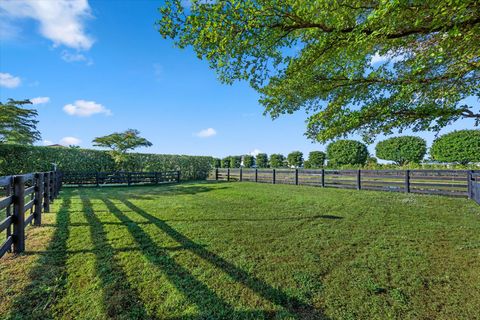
[[0, 144, 213, 180]]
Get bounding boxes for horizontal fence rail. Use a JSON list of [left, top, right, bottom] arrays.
[[62, 171, 181, 187], [470, 172, 480, 205], [1, 171, 62, 258], [211, 168, 478, 199]]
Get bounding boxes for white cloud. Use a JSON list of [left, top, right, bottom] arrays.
[[195, 128, 217, 138], [0, 0, 94, 50], [249, 149, 262, 156], [63, 100, 111, 117], [60, 136, 81, 146], [0, 72, 21, 88], [42, 139, 53, 146], [370, 51, 405, 65], [30, 96, 50, 105], [61, 50, 93, 65]]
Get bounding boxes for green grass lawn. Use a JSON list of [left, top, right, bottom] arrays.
[[1, 182, 480, 319]]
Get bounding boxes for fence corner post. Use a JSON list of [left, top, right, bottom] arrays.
[[13, 175, 26, 253], [405, 169, 410, 193], [34, 173, 44, 226], [44, 172, 50, 213], [321, 168, 325, 187], [467, 170, 473, 199], [357, 169, 361, 190]]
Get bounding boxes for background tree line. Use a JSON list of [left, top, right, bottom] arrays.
[[213, 130, 480, 169]]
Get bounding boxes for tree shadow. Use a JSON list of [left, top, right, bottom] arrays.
[[7, 197, 71, 319], [79, 193, 149, 319], [114, 197, 329, 319], [99, 197, 237, 318]]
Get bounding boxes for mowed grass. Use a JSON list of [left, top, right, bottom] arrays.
[[1, 182, 480, 320]]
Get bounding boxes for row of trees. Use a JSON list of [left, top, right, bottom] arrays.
[[214, 130, 480, 168]]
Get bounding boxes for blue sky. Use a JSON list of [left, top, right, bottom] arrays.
[[0, 0, 476, 159]]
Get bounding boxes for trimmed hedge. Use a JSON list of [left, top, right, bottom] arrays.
[[0, 144, 213, 180], [376, 136, 426, 165], [326, 140, 368, 166], [430, 130, 480, 165]]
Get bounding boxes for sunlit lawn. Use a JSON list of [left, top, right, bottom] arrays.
[[1, 181, 480, 319]]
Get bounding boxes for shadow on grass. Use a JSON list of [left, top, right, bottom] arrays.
[[7, 197, 71, 319], [79, 193, 149, 319], [111, 197, 329, 319], [99, 197, 238, 318]]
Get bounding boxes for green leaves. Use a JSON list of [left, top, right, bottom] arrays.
[[0, 99, 40, 145], [326, 140, 368, 166], [430, 130, 480, 165], [375, 136, 427, 165], [158, 0, 480, 141]]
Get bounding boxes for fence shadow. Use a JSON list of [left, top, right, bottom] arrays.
[[79, 193, 149, 319], [111, 197, 329, 319], [99, 197, 237, 318], [7, 197, 71, 319]]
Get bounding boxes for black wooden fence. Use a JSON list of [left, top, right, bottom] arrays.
[[62, 171, 181, 186], [470, 172, 480, 204], [211, 168, 477, 198], [1, 171, 62, 258]]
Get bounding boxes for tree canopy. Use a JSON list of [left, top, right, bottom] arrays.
[[0, 99, 40, 145], [430, 129, 480, 164], [375, 136, 427, 165], [158, 0, 480, 142], [287, 151, 303, 168]]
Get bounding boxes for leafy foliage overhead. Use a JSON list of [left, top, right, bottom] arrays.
[[0, 99, 40, 145], [158, 0, 480, 142], [375, 136, 427, 165], [430, 130, 480, 164]]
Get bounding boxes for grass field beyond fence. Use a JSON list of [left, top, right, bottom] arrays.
[[1, 182, 480, 319]]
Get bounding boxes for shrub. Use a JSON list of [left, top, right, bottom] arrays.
[[0, 144, 213, 180], [287, 151, 303, 168], [242, 155, 254, 168], [430, 130, 480, 164], [269, 154, 285, 168], [326, 140, 368, 166], [229, 155, 242, 168], [212, 158, 221, 168], [375, 136, 426, 165], [255, 153, 268, 168], [307, 151, 326, 168], [221, 157, 231, 168]]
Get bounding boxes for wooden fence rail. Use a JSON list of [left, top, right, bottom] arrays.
[[62, 171, 181, 187], [1, 171, 62, 258], [211, 168, 479, 199], [470, 172, 480, 204]]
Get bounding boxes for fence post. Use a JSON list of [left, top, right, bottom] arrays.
[[357, 169, 361, 190], [96, 171, 100, 187], [44, 172, 50, 213], [13, 175, 25, 253], [405, 170, 410, 193], [215, 168, 219, 181], [295, 169, 299, 185], [255, 168, 258, 182], [227, 168, 230, 182], [34, 173, 44, 226], [177, 171, 181, 183], [49, 172, 54, 203], [127, 172, 131, 186], [240, 168, 243, 182], [321, 169, 325, 187], [272, 169, 276, 184], [467, 171, 473, 199], [5, 178, 12, 252]]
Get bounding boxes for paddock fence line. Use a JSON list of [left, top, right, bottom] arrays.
[[1, 171, 62, 258], [62, 171, 181, 187], [210, 168, 479, 199], [470, 172, 480, 205]]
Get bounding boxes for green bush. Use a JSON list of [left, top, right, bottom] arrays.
[[430, 130, 480, 164], [0, 144, 213, 180], [307, 151, 326, 168], [326, 140, 368, 166], [287, 151, 303, 168], [242, 155, 254, 168], [375, 136, 426, 165], [212, 158, 221, 168], [269, 154, 285, 168], [255, 153, 268, 168], [221, 157, 231, 168], [229, 155, 242, 168]]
